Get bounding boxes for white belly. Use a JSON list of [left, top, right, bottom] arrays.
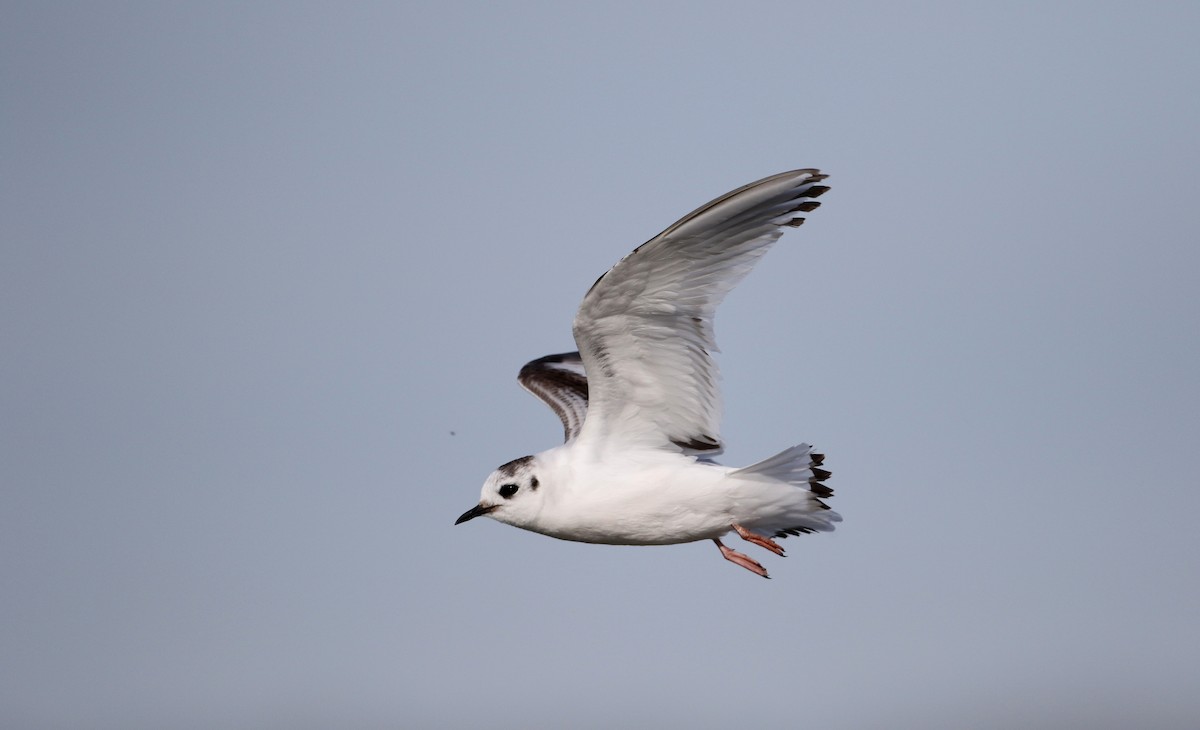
[[532, 460, 745, 545]]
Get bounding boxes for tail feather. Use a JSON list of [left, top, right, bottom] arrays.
[[731, 443, 833, 498], [731, 443, 841, 538]]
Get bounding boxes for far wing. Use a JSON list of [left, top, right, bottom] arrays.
[[517, 351, 589, 443]]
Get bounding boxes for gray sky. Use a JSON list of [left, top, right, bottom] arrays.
[[3, 2, 1198, 728]]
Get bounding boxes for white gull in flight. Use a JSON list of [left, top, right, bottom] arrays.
[[456, 169, 839, 578]]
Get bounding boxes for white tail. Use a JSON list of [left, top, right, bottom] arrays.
[[732, 443, 840, 538], [732, 443, 831, 496]]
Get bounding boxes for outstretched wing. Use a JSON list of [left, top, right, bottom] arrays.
[[517, 351, 589, 443], [572, 169, 830, 453]]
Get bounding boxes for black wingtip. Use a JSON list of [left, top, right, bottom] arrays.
[[810, 484, 834, 499]]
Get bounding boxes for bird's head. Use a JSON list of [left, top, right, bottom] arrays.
[[455, 454, 545, 530]]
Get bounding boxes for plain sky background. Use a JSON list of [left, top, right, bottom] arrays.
[[3, 2, 1198, 728]]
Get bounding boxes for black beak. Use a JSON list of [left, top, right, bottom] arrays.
[[455, 503, 496, 525]]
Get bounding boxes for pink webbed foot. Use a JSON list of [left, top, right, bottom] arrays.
[[713, 538, 770, 579], [733, 523, 786, 556]]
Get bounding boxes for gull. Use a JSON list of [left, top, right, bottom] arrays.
[[455, 169, 839, 578]]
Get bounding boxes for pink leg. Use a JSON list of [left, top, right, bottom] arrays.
[[713, 538, 770, 578], [733, 523, 786, 556]]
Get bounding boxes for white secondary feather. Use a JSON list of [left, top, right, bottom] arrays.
[[572, 169, 829, 453]]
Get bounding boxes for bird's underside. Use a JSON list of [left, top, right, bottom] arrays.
[[518, 354, 837, 578]]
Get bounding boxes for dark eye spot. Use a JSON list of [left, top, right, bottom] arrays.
[[530, 476, 539, 489], [499, 483, 519, 499]]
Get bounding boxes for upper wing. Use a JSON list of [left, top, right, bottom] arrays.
[[571, 169, 830, 453], [517, 351, 589, 442]]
